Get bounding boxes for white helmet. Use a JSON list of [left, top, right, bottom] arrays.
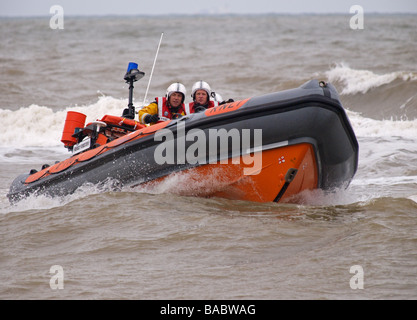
[[191, 80, 211, 100], [166, 82, 186, 103]]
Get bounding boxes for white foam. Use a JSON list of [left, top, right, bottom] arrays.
[[351, 175, 417, 187], [0, 96, 135, 148], [325, 63, 417, 95], [1, 177, 123, 214], [346, 109, 417, 139], [408, 195, 417, 204]]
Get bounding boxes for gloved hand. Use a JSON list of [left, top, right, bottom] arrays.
[[144, 114, 160, 123], [172, 113, 183, 120], [194, 106, 207, 113], [219, 99, 234, 105]]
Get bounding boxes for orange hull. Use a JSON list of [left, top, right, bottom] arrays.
[[141, 143, 318, 203]]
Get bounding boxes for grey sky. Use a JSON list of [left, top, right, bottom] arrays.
[[1, 0, 417, 16]]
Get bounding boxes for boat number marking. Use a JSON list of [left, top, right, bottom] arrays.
[[205, 98, 250, 117]]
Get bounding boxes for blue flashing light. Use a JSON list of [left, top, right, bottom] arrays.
[[127, 62, 138, 73]]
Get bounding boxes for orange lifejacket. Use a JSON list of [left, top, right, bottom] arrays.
[[185, 100, 219, 115]]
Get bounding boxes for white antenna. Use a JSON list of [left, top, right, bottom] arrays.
[[142, 32, 164, 108]]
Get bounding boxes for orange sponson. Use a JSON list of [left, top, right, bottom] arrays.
[[61, 111, 87, 147]]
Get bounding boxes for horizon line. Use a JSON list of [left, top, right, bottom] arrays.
[[1, 11, 417, 18]]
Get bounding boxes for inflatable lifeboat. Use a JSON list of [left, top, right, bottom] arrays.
[[7, 65, 358, 203]]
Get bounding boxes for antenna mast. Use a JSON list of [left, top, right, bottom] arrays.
[[142, 32, 164, 107]]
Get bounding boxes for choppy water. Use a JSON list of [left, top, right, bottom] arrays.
[[1, 14, 417, 300]]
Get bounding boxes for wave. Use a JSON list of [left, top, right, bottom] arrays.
[[1, 95, 417, 150], [325, 63, 417, 95], [0, 95, 131, 148], [347, 110, 417, 139], [324, 63, 417, 120]]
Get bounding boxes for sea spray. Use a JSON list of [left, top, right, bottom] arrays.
[[0, 96, 132, 147]]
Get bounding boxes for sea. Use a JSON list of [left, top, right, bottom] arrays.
[[0, 14, 416, 301]]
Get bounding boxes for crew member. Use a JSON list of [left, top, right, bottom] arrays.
[[185, 80, 233, 114], [138, 82, 187, 125]]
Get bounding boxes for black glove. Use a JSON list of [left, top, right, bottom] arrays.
[[144, 114, 160, 124], [194, 106, 207, 113], [219, 99, 234, 105]]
